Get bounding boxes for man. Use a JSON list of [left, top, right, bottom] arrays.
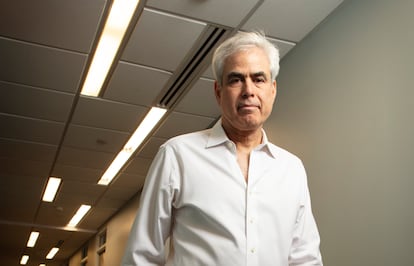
[[122, 31, 322, 265]]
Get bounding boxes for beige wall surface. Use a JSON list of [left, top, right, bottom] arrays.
[[266, 0, 414, 265], [69, 194, 140, 266]]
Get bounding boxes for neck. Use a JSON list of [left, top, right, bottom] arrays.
[[221, 123, 263, 151]]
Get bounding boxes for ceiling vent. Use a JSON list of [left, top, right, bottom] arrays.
[[156, 26, 229, 109]]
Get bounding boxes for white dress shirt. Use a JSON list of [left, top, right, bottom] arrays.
[[122, 121, 322, 266]]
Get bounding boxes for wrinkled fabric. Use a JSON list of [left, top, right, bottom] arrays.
[[122, 122, 322, 266]]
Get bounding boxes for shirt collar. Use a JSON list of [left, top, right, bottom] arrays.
[[206, 119, 278, 159], [206, 119, 229, 148]]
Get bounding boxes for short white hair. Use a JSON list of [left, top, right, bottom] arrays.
[[212, 31, 280, 85]]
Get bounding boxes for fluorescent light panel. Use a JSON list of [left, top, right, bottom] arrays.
[[27, 231, 39, 247], [20, 255, 29, 265], [81, 0, 140, 97], [98, 107, 167, 185], [46, 247, 59, 260], [67, 205, 91, 227], [42, 177, 61, 202]]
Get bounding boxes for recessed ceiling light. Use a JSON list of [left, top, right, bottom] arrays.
[[27, 231, 39, 248], [98, 106, 167, 185], [67, 205, 91, 228], [42, 177, 61, 202], [81, 0, 141, 97], [20, 255, 29, 265], [46, 247, 59, 260]]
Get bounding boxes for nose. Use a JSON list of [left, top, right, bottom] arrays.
[[241, 79, 255, 98]]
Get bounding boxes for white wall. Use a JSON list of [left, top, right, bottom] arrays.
[[265, 0, 414, 265]]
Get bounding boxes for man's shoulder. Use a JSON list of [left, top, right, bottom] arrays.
[[267, 141, 303, 164], [162, 128, 211, 149]]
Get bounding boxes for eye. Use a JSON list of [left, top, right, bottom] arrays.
[[227, 75, 244, 86], [253, 76, 267, 85], [229, 77, 241, 84]]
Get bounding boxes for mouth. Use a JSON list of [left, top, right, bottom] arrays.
[[237, 103, 260, 112]]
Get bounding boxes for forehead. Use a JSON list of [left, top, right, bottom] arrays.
[[223, 47, 270, 75]]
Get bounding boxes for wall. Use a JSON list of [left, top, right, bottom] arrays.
[[69, 194, 140, 266], [265, 0, 414, 265]]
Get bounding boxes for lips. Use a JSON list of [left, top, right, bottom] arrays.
[[237, 102, 260, 111]]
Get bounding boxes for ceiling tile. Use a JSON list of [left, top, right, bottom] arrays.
[[242, 0, 344, 42], [36, 202, 79, 228], [146, 0, 260, 28], [95, 191, 130, 210], [138, 136, 166, 159], [154, 111, 216, 139], [55, 180, 105, 206], [123, 156, 153, 176], [72, 96, 148, 132], [269, 37, 296, 58], [0, 138, 57, 163], [0, 158, 51, 178], [122, 8, 207, 71], [105, 62, 171, 107], [0, 0, 106, 52], [0, 81, 74, 122], [0, 224, 30, 255], [0, 114, 64, 145], [52, 164, 103, 183], [175, 77, 220, 117], [63, 124, 130, 153], [0, 37, 87, 93], [112, 172, 146, 190], [0, 174, 43, 221], [56, 146, 114, 170]]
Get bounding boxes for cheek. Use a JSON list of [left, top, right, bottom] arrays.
[[261, 91, 276, 110], [221, 91, 238, 104]]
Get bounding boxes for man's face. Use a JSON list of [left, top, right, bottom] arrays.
[[214, 47, 277, 133]]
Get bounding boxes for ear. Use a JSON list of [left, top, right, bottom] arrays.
[[272, 80, 277, 100], [214, 81, 221, 104]]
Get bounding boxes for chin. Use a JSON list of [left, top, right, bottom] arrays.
[[237, 119, 262, 131]]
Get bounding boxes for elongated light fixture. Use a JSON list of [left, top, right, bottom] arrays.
[[81, 0, 140, 97], [42, 177, 61, 202], [20, 255, 29, 265], [98, 107, 167, 185], [46, 247, 59, 260], [26, 231, 40, 248], [67, 205, 91, 228]]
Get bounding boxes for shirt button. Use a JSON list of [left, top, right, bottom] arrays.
[[250, 248, 256, 253], [226, 142, 233, 149], [249, 218, 254, 224]]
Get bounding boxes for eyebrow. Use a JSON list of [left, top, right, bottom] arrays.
[[226, 72, 244, 80], [252, 71, 267, 77], [226, 71, 268, 80]]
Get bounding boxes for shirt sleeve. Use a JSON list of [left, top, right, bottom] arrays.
[[288, 162, 323, 266], [122, 145, 176, 266]]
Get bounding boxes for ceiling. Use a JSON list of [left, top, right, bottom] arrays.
[[0, 0, 343, 265]]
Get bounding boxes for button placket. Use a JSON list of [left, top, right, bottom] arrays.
[[246, 150, 259, 265]]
